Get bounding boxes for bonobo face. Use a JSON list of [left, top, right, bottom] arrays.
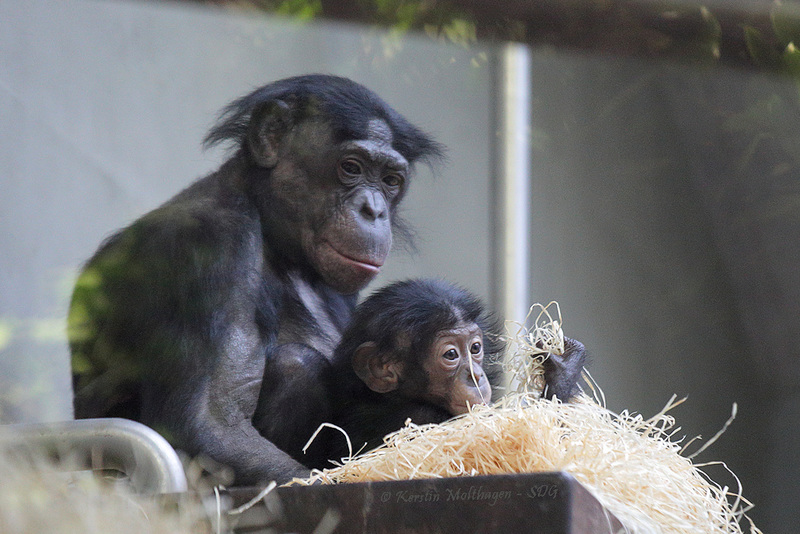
[[265, 118, 408, 294], [421, 321, 492, 415], [313, 119, 408, 293]]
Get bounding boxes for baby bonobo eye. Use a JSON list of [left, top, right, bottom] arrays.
[[443, 348, 459, 360], [470, 342, 482, 355]]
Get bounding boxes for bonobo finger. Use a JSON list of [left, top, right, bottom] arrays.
[[542, 336, 587, 402], [563, 337, 586, 358]]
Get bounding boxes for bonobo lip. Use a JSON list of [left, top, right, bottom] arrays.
[[325, 243, 384, 273], [450, 391, 491, 416]]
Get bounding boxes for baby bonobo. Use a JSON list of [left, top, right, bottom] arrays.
[[253, 278, 501, 469], [254, 278, 587, 471], [315, 278, 505, 463]]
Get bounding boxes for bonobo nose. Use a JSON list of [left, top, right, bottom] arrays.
[[466, 367, 487, 387], [358, 190, 388, 222]]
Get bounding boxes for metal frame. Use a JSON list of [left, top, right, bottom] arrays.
[[493, 42, 533, 327], [0, 417, 188, 494]]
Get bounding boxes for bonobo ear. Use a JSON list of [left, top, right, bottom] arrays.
[[352, 342, 402, 394], [247, 99, 294, 168]]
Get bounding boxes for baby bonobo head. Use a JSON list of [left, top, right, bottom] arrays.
[[334, 278, 504, 416]]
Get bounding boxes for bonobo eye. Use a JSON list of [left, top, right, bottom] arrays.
[[443, 348, 459, 361], [340, 158, 363, 176], [470, 342, 482, 355], [383, 174, 403, 188]]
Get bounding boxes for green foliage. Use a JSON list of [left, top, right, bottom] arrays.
[[275, 0, 322, 20], [429, 18, 476, 49], [772, 1, 800, 46], [240, 0, 322, 20], [373, 0, 424, 31], [744, 26, 782, 67], [744, 2, 800, 92], [731, 3, 800, 179], [783, 42, 800, 78]]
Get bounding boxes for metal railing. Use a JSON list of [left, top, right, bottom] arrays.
[[0, 418, 188, 494]]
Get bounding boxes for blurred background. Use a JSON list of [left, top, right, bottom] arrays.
[[1, 0, 799, 531]]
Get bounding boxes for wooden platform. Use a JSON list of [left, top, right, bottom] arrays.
[[226, 472, 625, 533]]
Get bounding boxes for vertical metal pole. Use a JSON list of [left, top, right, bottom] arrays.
[[494, 43, 532, 327]]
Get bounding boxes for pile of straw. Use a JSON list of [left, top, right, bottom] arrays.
[[0, 446, 215, 533], [0, 438, 226, 534], [297, 303, 760, 534]]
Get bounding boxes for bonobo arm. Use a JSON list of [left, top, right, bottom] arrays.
[[542, 337, 587, 401], [165, 373, 311, 485], [252, 343, 333, 466], [143, 221, 314, 485], [72, 198, 312, 485], [150, 308, 313, 485]]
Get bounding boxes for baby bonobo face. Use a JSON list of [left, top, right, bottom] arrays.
[[423, 321, 492, 416]]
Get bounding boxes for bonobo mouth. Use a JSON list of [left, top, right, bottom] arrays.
[[326, 243, 384, 274], [449, 390, 491, 416]]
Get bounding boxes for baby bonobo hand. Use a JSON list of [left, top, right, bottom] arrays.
[[542, 337, 587, 401]]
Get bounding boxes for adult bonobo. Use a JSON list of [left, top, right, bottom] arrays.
[[69, 75, 443, 484]]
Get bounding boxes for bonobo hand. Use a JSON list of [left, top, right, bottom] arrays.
[[542, 337, 587, 401]]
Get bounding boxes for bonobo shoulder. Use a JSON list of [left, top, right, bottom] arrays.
[[85, 174, 264, 302], [128, 174, 259, 253]]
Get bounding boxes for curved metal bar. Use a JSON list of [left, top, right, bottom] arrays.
[[0, 418, 188, 494]]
